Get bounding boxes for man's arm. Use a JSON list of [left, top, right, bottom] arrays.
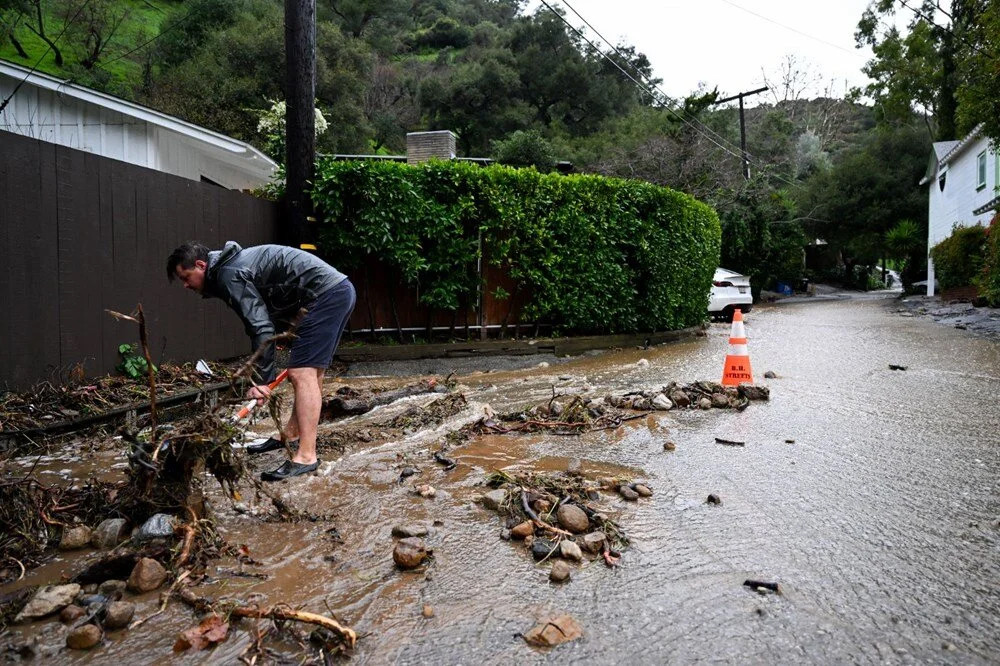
[[217, 270, 277, 383]]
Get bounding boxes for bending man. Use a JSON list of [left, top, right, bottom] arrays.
[[167, 241, 355, 481]]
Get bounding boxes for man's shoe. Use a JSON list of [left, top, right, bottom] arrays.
[[246, 437, 298, 455], [260, 459, 320, 481]]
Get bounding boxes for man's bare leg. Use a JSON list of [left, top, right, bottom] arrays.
[[281, 369, 323, 442], [287, 367, 324, 465]]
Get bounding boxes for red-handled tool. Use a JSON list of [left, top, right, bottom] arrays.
[[233, 369, 289, 421]]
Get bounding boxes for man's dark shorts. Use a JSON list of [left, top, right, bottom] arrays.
[[288, 279, 356, 369]]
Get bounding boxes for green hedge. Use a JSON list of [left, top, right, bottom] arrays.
[[311, 159, 721, 333], [929, 224, 987, 290], [980, 215, 1000, 306]]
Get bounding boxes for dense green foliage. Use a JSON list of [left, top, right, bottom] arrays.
[[929, 224, 986, 290], [980, 216, 1000, 306], [884, 219, 927, 290], [311, 160, 720, 332]]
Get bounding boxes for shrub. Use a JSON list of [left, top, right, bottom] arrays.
[[929, 224, 987, 290], [980, 214, 1000, 306], [310, 159, 721, 333], [490, 130, 556, 171]]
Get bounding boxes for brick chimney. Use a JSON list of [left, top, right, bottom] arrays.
[[406, 130, 457, 164]]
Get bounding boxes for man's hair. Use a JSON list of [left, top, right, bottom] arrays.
[[166, 242, 210, 282]]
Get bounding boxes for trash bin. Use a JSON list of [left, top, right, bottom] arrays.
[[775, 282, 794, 296]]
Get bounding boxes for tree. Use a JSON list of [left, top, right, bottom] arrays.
[[795, 124, 929, 281], [853, 0, 983, 140], [0, 2, 29, 59], [490, 129, 555, 169], [6, 0, 63, 65], [954, 1, 1000, 145], [58, 0, 129, 70]]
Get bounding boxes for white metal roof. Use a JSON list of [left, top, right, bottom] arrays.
[[0, 59, 276, 176]]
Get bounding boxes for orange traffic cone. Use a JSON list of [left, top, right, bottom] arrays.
[[721, 309, 753, 386]]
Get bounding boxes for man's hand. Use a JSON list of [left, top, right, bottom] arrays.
[[248, 384, 272, 405]]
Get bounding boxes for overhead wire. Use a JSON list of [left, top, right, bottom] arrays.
[[537, 0, 751, 168], [545, 0, 809, 191], [0, 0, 95, 113]]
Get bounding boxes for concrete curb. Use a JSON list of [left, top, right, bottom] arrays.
[[334, 325, 707, 363]]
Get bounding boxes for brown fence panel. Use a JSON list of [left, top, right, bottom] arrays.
[[0, 129, 281, 390]]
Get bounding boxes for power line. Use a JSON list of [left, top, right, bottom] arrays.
[[540, 0, 750, 167], [897, 0, 992, 60], [555, 0, 752, 163], [716, 0, 855, 54], [96, 4, 203, 68], [0, 0, 95, 113], [548, 0, 804, 190]]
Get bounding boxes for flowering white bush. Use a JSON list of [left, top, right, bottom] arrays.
[[256, 98, 329, 161]]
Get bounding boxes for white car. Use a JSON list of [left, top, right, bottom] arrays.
[[708, 268, 752, 320]]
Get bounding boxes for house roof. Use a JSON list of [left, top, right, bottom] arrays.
[[0, 59, 275, 177], [919, 136, 972, 185], [938, 124, 983, 168]]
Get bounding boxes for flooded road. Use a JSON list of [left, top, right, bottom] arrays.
[[5, 296, 1000, 663]]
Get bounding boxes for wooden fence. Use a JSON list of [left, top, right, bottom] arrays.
[[0, 130, 536, 391], [0, 130, 281, 390]]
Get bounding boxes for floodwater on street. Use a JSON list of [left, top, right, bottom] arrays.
[[3, 296, 999, 664]]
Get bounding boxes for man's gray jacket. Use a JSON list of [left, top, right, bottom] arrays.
[[203, 241, 347, 382]]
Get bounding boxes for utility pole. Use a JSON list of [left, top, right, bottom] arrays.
[[714, 86, 768, 181], [284, 0, 316, 250]]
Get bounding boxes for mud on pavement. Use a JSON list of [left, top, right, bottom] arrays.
[[0, 340, 771, 662]]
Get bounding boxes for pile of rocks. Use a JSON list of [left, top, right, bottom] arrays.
[[10, 512, 179, 651], [605, 380, 769, 412]]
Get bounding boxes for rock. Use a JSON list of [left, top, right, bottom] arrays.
[[480, 489, 507, 511], [698, 397, 713, 410], [707, 494, 722, 505], [415, 484, 436, 498], [556, 505, 590, 534], [66, 624, 101, 650], [532, 538, 555, 561], [91, 519, 128, 549], [558, 374, 572, 381], [127, 558, 167, 593], [537, 361, 549, 368], [549, 560, 571, 583], [633, 398, 652, 411], [566, 458, 582, 475], [737, 384, 771, 401], [59, 605, 86, 623], [399, 467, 418, 479], [785, 439, 795, 444], [511, 521, 535, 540], [670, 391, 691, 408], [76, 594, 108, 607], [59, 526, 93, 550], [711, 393, 730, 408], [633, 484, 653, 497], [391, 524, 429, 538], [82, 583, 98, 594], [763, 370, 777, 379], [618, 485, 640, 501], [635, 358, 650, 368], [532, 498, 552, 514], [133, 513, 177, 543], [559, 540, 583, 561], [523, 614, 583, 647], [549, 401, 564, 417], [500, 529, 512, 541], [102, 601, 135, 630], [422, 605, 435, 618], [651, 394, 672, 410], [97, 580, 127, 598], [15, 584, 81, 622], [581, 532, 606, 554], [663, 441, 677, 452], [393, 537, 428, 570]]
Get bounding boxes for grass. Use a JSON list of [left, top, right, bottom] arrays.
[[0, 0, 177, 95]]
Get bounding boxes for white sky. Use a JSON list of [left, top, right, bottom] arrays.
[[524, 0, 890, 105]]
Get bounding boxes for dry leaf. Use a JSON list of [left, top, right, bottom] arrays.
[[523, 614, 583, 648], [173, 614, 230, 652]]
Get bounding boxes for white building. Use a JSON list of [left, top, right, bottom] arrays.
[[0, 60, 276, 190], [920, 124, 999, 295]]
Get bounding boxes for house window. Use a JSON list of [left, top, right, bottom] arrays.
[[977, 150, 987, 190], [938, 171, 946, 191]]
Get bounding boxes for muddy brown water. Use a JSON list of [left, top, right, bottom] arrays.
[[3, 297, 1000, 664]]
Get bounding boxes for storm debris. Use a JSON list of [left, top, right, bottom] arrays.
[[888, 364, 907, 371], [743, 579, 782, 594], [523, 614, 583, 648], [715, 437, 746, 447]]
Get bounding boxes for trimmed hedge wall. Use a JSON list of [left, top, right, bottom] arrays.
[[311, 159, 721, 333]]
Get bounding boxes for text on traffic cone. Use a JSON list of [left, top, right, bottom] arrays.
[[721, 309, 753, 386]]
